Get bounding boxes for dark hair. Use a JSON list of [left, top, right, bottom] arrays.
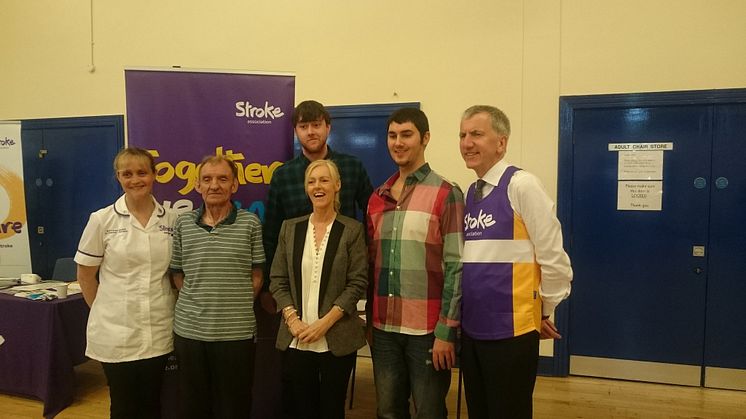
[[292, 100, 331, 126], [198, 155, 239, 180], [113, 147, 156, 174], [387, 107, 429, 138]]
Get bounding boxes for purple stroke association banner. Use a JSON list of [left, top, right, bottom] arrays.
[[0, 122, 32, 276], [125, 69, 295, 221]]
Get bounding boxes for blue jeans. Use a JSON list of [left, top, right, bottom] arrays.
[[371, 329, 451, 419]]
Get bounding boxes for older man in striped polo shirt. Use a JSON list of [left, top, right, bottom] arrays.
[[170, 155, 265, 419]]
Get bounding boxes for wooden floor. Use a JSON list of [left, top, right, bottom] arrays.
[[1, 357, 745, 418]]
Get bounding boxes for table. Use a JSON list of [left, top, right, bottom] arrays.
[[0, 293, 89, 418]]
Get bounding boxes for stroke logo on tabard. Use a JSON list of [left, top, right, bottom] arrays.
[[125, 69, 295, 222], [0, 122, 33, 276]]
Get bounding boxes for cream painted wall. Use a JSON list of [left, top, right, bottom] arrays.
[[4, 0, 745, 194], [2, 0, 746, 357], [561, 0, 746, 95]]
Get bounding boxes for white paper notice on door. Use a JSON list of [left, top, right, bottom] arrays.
[[618, 150, 663, 180], [609, 142, 672, 211], [617, 181, 662, 211]]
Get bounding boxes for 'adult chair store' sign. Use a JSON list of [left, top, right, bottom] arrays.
[[608, 142, 673, 211]]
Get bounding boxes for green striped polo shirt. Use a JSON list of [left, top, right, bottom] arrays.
[[171, 205, 265, 341]]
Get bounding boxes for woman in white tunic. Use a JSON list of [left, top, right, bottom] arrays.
[[74, 148, 177, 419], [270, 159, 368, 419]]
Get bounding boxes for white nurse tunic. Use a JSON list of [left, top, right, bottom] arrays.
[[74, 195, 177, 363]]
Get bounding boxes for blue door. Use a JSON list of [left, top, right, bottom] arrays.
[[326, 103, 415, 188], [559, 90, 746, 388], [704, 103, 746, 389], [22, 116, 124, 278]]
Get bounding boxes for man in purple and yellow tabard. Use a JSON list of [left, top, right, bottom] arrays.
[[458, 105, 573, 419]]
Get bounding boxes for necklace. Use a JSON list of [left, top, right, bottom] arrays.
[[310, 215, 332, 255]]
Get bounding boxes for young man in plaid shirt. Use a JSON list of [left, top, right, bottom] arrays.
[[367, 107, 464, 419]]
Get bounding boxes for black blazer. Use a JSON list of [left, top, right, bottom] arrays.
[[269, 214, 368, 356]]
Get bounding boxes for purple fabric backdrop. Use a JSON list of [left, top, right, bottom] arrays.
[[125, 69, 295, 220]]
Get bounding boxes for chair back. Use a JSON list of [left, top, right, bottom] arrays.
[[52, 258, 77, 282]]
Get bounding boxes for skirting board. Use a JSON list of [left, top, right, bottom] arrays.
[[570, 355, 701, 386]]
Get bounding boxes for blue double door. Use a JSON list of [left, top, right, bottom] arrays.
[[22, 116, 124, 279], [560, 91, 746, 389]]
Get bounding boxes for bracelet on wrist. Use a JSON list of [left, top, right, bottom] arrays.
[[283, 308, 298, 321]]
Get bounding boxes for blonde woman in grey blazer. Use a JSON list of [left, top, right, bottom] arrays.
[[270, 159, 368, 419]]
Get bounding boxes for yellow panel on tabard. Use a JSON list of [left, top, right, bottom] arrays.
[[513, 212, 530, 240]]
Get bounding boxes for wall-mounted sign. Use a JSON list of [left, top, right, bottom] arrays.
[[609, 142, 672, 211], [617, 181, 663, 211], [617, 150, 663, 180], [608, 142, 673, 151]]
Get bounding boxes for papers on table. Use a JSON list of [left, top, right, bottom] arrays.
[[1, 281, 82, 300], [0, 278, 20, 290]]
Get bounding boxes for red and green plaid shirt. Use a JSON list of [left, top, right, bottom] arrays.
[[367, 163, 464, 342]]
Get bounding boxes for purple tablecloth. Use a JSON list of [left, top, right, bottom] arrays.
[[0, 293, 89, 418]]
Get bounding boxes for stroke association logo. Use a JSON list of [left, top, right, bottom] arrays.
[[0, 166, 26, 239], [463, 209, 496, 238], [234, 100, 285, 125], [0, 137, 17, 149]]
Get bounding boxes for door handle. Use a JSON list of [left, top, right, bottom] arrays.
[[715, 177, 729, 189]]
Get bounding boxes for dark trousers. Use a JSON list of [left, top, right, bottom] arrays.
[[461, 331, 540, 419], [174, 334, 256, 419], [101, 354, 169, 419], [283, 348, 356, 419]]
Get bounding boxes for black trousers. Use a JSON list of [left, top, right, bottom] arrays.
[[174, 334, 256, 419], [283, 348, 356, 419], [461, 331, 540, 419], [101, 354, 169, 419]]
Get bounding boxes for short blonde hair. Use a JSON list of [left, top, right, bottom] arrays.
[[305, 159, 341, 212]]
